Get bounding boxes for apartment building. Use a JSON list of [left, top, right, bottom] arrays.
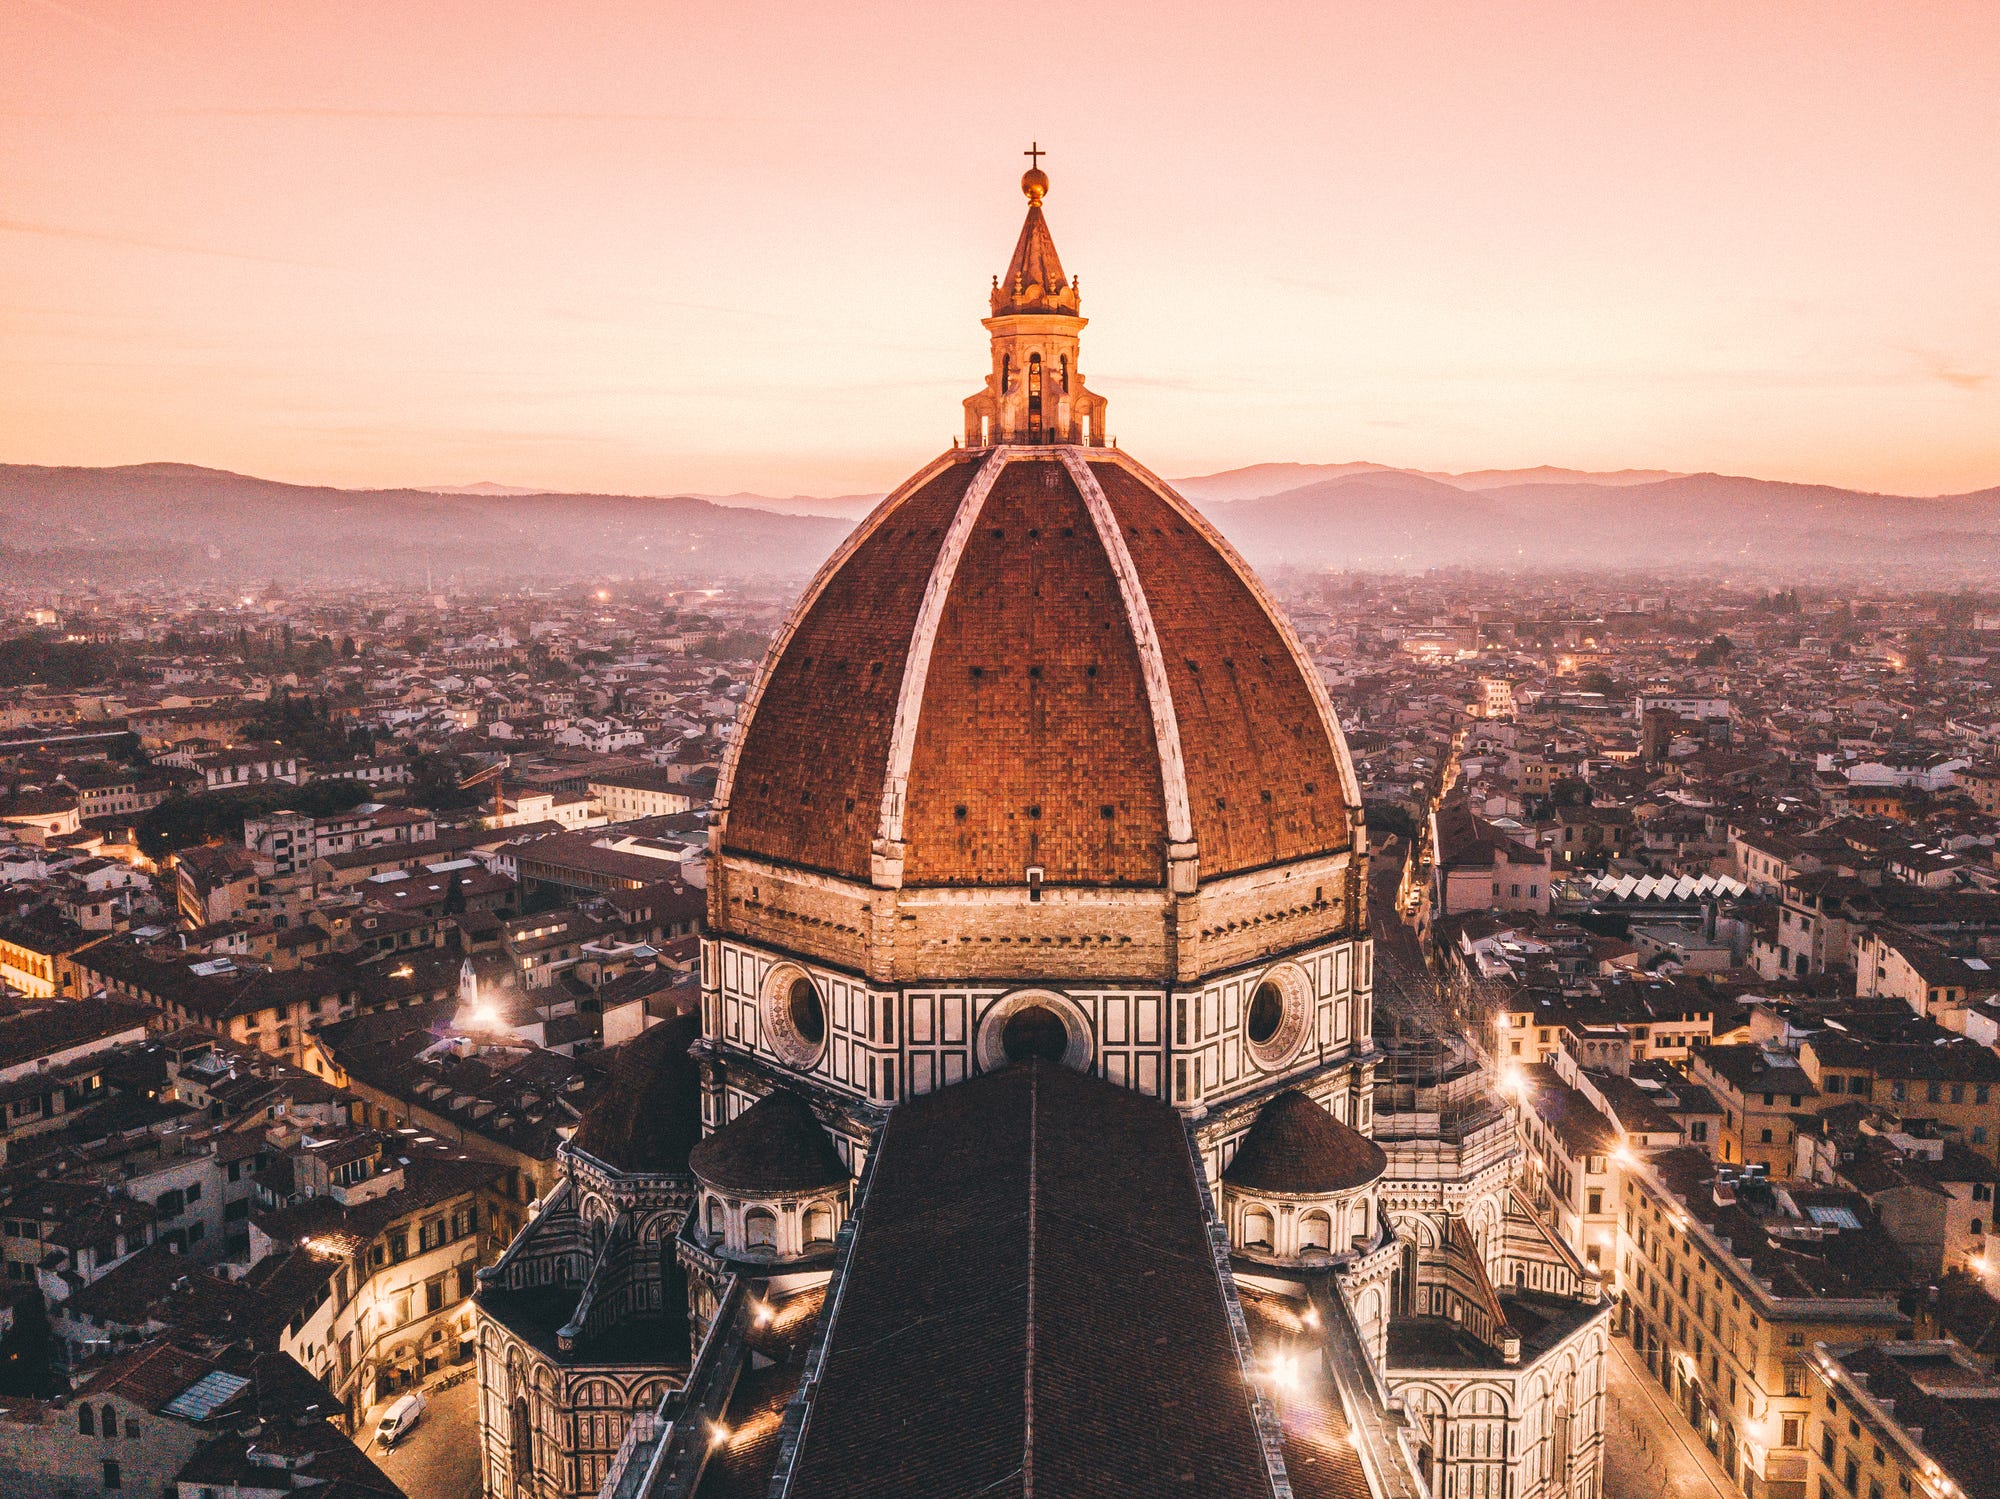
[[242, 1128, 505, 1431], [1621, 1147, 1911, 1499], [1804, 1342, 2000, 1499], [1687, 1045, 1821, 1173]]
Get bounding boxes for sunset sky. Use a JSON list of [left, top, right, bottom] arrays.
[[4, 1, 1998, 498]]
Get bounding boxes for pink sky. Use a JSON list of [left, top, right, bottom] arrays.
[[4, 1, 1997, 498]]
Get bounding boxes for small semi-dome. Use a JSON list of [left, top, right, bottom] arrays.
[[1225, 1090, 1387, 1195], [570, 1012, 702, 1174], [689, 1088, 849, 1196]]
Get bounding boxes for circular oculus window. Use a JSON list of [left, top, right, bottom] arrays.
[[1245, 967, 1312, 1070], [762, 968, 828, 1068]]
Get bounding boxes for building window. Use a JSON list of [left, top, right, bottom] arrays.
[[1243, 1208, 1274, 1251], [744, 1208, 778, 1252], [1783, 1416, 1802, 1448], [80, 1405, 94, 1435]]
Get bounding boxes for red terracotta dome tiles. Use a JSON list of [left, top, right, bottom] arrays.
[[901, 458, 1167, 886], [1092, 464, 1351, 878], [722, 459, 978, 880]]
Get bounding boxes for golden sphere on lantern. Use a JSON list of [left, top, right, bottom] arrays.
[[1021, 165, 1049, 204]]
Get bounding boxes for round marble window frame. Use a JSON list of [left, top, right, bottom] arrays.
[[759, 962, 829, 1070], [975, 989, 1094, 1073], [1245, 961, 1315, 1072]]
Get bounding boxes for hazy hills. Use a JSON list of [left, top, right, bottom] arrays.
[[1198, 468, 2000, 575], [2, 458, 1996, 586], [1172, 462, 1684, 505], [0, 463, 848, 585], [421, 480, 884, 520]]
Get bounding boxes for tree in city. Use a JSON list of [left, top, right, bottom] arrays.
[[1693, 633, 1734, 667], [0, 1291, 64, 1398]]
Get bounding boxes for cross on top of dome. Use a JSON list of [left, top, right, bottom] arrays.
[[965, 148, 1106, 446], [992, 145, 1077, 318], [1021, 140, 1049, 205]]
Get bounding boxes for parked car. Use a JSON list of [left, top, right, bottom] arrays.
[[376, 1390, 427, 1449]]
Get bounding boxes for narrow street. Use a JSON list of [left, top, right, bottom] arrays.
[[370, 1376, 482, 1499], [1602, 1333, 1739, 1499], [1368, 837, 1453, 1038]]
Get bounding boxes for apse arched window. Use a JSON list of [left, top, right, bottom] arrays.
[[744, 1208, 778, 1253], [1027, 354, 1043, 437], [511, 1397, 533, 1478], [1059, 353, 1069, 391], [1299, 1211, 1332, 1253], [101, 1406, 117, 1438], [804, 1203, 835, 1247], [705, 1196, 723, 1240], [1243, 1207, 1274, 1251], [79, 1405, 95, 1436], [1001, 354, 1012, 393]]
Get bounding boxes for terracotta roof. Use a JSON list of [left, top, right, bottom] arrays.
[[569, 1012, 701, 1174], [900, 458, 1167, 885], [1223, 1090, 1387, 1195], [720, 460, 976, 881], [1096, 463, 1355, 876], [688, 1088, 848, 1195], [718, 451, 1356, 892], [1830, 1343, 2000, 1499], [71, 1337, 220, 1413], [780, 1060, 1283, 1498]]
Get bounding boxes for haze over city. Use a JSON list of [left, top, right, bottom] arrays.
[[6, 0, 1999, 497], [7, 12, 2000, 1499]]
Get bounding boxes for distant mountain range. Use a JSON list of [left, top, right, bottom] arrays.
[[3, 458, 1996, 586], [1189, 465, 2000, 577], [1171, 462, 1685, 504], [0, 462, 848, 585], [419, 481, 884, 520]]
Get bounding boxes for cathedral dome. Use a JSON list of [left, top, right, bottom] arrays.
[[708, 161, 1366, 991], [1224, 1089, 1387, 1195], [716, 450, 1359, 891], [688, 1088, 849, 1196]]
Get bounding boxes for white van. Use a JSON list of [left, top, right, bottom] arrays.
[[376, 1391, 426, 1448]]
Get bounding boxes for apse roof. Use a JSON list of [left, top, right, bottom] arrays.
[[776, 1059, 1288, 1498]]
